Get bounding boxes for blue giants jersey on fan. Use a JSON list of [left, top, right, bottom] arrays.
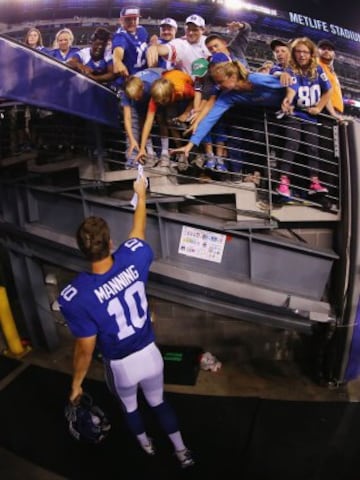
[[287, 65, 331, 121], [72, 47, 113, 74], [112, 26, 149, 85], [50, 46, 80, 62], [58, 238, 155, 360]]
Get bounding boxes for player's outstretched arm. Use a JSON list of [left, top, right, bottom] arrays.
[[128, 176, 147, 240]]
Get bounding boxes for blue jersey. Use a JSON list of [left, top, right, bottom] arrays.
[[112, 26, 149, 85], [58, 238, 155, 360], [269, 64, 284, 76], [191, 73, 286, 146], [50, 46, 80, 62], [120, 67, 164, 116], [36, 46, 51, 55], [287, 65, 331, 121], [71, 47, 113, 74]]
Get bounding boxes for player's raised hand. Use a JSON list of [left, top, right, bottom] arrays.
[[133, 175, 148, 199]]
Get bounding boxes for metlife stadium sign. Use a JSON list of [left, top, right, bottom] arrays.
[[288, 11, 360, 43]]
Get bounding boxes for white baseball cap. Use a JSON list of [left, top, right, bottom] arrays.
[[185, 14, 205, 28], [120, 7, 140, 17], [160, 18, 178, 29]]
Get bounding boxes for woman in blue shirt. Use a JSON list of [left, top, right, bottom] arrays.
[[50, 28, 79, 62]]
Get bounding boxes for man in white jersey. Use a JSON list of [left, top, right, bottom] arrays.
[[146, 14, 210, 76]]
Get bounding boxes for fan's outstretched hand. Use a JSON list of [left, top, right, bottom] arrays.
[[169, 142, 194, 159]]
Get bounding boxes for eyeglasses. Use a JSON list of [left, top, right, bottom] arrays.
[[294, 49, 311, 55]]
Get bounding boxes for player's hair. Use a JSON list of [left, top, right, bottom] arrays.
[[76, 216, 111, 262], [54, 28, 74, 48], [150, 78, 174, 105], [124, 76, 144, 100], [90, 27, 111, 43], [209, 60, 248, 82], [25, 27, 44, 48], [290, 37, 318, 79]]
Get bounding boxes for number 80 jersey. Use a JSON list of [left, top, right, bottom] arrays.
[[58, 238, 155, 360]]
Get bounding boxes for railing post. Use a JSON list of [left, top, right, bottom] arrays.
[[0, 286, 28, 356]]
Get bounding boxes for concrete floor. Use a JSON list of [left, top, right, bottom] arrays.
[[2, 296, 360, 478]]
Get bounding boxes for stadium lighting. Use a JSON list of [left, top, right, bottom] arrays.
[[224, 0, 242, 10], [220, 0, 277, 16]]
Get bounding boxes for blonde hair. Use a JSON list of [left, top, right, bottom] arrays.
[[209, 60, 249, 82], [124, 76, 144, 99], [290, 37, 318, 79], [53, 28, 74, 48], [25, 27, 43, 47], [150, 78, 174, 105]]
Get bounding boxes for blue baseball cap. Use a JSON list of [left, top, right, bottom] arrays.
[[210, 52, 232, 64]]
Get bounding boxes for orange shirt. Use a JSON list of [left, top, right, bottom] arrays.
[[318, 59, 344, 113], [149, 69, 194, 113]]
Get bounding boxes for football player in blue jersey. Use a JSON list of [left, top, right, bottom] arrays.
[[58, 177, 194, 469], [112, 7, 149, 89], [66, 27, 115, 85]]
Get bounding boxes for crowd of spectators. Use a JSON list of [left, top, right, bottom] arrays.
[[2, 8, 354, 200]]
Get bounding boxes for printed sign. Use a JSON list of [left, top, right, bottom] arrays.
[[178, 226, 226, 263]]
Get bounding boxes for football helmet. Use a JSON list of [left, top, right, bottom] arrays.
[[65, 392, 111, 443]]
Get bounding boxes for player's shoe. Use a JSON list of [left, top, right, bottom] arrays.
[[175, 448, 195, 468]]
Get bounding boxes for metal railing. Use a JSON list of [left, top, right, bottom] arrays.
[[0, 102, 341, 221]]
